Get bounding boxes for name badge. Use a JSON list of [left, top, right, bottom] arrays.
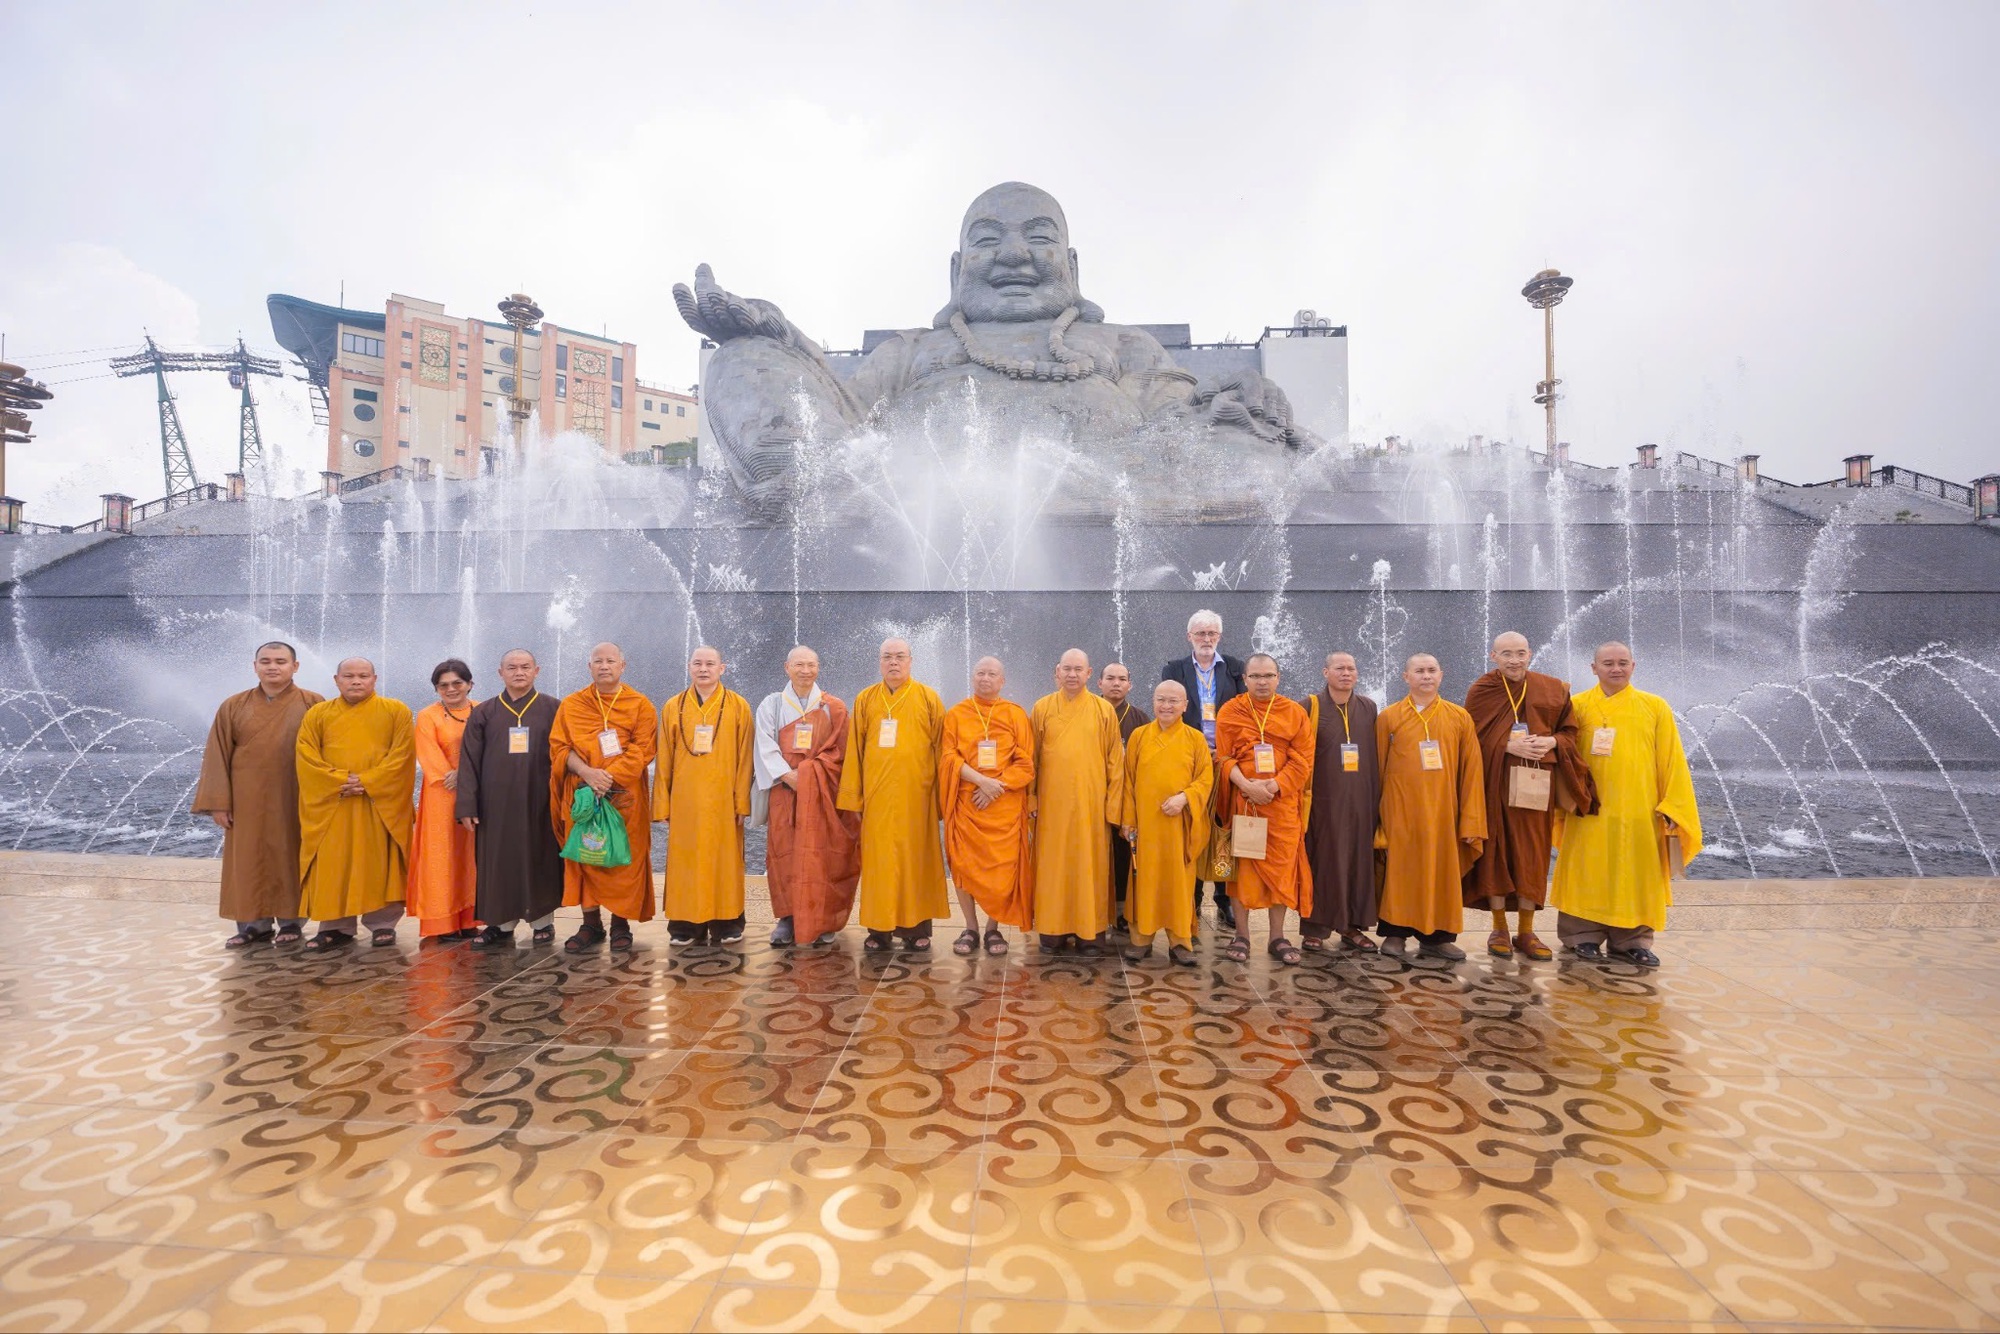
[[1253, 742, 1276, 775], [1202, 702, 1216, 722], [598, 728, 622, 758], [878, 717, 898, 748], [508, 726, 530, 755], [976, 738, 999, 771], [692, 723, 715, 755], [1340, 742, 1360, 772], [792, 721, 813, 751], [1419, 739, 1443, 770], [1511, 721, 1530, 737], [1591, 726, 1615, 757]]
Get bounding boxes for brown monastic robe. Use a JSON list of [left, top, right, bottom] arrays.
[[1108, 698, 1148, 909], [1300, 688, 1381, 938], [192, 683, 325, 921], [767, 693, 862, 941], [1462, 669, 1598, 910]]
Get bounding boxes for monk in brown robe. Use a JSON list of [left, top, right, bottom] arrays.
[[192, 641, 324, 947], [1376, 653, 1486, 962], [550, 641, 659, 952], [1099, 662, 1148, 932], [1300, 650, 1381, 953], [1463, 631, 1597, 960], [1215, 652, 1315, 965], [754, 646, 860, 947], [941, 655, 1036, 956]]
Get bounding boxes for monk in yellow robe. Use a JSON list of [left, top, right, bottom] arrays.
[[837, 637, 949, 952], [653, 645, 755, 946], [1214, 652, 1315, 965], [1376, 653, 1486, 962], [1029, 648, 1126, 955], [1551, 642, 1703, 968], [940, 655, 1035, 956], [192, 640, 323, 948], [551, 642, 659, 951], [295, 657, 416, 951], [1119, 680, 1212, 966], [407, 658, 479, 941]]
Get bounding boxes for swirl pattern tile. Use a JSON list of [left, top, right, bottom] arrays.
[[0, 889, 1997, 1331]]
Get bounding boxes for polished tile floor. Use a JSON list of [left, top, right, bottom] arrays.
[[2, 893, 1999, 1332]]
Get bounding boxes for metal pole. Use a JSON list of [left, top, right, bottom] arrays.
[[1543, 304, 1556, 451]]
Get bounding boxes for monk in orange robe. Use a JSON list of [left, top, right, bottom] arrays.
[[1376, 653, 1487, 962], [653, 646, 755, 945], [407, 658, 479, 940], [940, 655, 1035, 956], [550, 642, 658, 951], [1029, 648, 1125, 955], [1214, 652, 1315, 965], [1463, 631, 1596, 960], [295, 657, 415, 951], [754, 646, 860, 947], [192, 640, 323, 948]]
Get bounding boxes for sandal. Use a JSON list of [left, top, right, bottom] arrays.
[[1268, 937, 1303, 966], [1300, 934, 1329, 952], [904, 931, 932, 954], [1168, 944, 1199, 967], [303, 930, 353, 954], [952, 928, 979, 957], [1223, 936, 1251, 963], [564, 922, 607, 954], [608, 921, 634, 950], [1513, 932, 1554, 961], [531, 924, 555, 946], [983, 927, 1007, 956], [1487, 930, 1514, 958], [371, 927, 398, 947], [1341, 932, 1379, 953], [863, 931, 894, 953], [224, 925, 275, 950], [272, 925, 304, 946]]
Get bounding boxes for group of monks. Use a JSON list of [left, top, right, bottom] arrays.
[[192, 609, 1701, 969]]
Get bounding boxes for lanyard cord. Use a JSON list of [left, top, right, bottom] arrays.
[[593, 685, 624, 732], [499, 691, 538, 726]]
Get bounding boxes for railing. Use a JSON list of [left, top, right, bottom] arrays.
[[132, 483, 224, 523], [339, 465, 409, 495], [1877, 465, 1975, 509], [1669, 451, 1800, 489]]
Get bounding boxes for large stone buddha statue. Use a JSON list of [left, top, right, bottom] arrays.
[[675, 181, 1306, 516]]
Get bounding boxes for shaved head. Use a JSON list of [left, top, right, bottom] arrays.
[[1055, 648, 1090, 696], [499, 648, 537, 667], [1152, 678, 1188, 726], [1492, 631, 1533, 682], [879, 637, 913, 688], [335, 656, 375, 674], [784, 644, 820, 695], [1592, 641, 1637, 694], [972, 655, 1006, 700]]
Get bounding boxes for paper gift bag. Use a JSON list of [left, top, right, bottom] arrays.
[[1507, 764, 1551, 811], [1231, 814, 1269, 860]]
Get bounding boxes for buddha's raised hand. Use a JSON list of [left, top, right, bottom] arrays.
[[672, 264, 801, 347]]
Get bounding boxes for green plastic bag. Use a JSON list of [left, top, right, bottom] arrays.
[[561, 786, 631, 868]]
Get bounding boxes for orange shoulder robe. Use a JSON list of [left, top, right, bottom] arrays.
[[764, 691, 861, 941], [1375, 696, 1487, 935], [1462, 669, 1596, 909], [938, 696, 1036, 930], [1028, 690, 1125, 937], [1214, 693, 1315, 912], [550, 684, 659, 922], [407, 700, 479, 936]]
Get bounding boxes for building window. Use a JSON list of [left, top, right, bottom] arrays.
[[352, 403, 377, 422], [340, 332, 385, 358], [676, 405, 685, 416], [401, 330, 413, 339], [612, 356, 624, 381], [354, 440, 376, 457], [611, 384, 623, 409], [643, 421, 660, 431], [498, 376, 515, 394], [499, 345, 517, 365], [556, 374, 566, 399], [556, 344, 568, 371], [454, 414, 466, 422], [644, 398, 653, 411], [352, 387, 379, 402]]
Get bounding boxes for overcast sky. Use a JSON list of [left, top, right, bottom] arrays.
[[3, 1, 1994, 518]]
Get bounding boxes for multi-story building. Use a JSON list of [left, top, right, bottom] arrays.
[[267, 291, 698, 480]]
